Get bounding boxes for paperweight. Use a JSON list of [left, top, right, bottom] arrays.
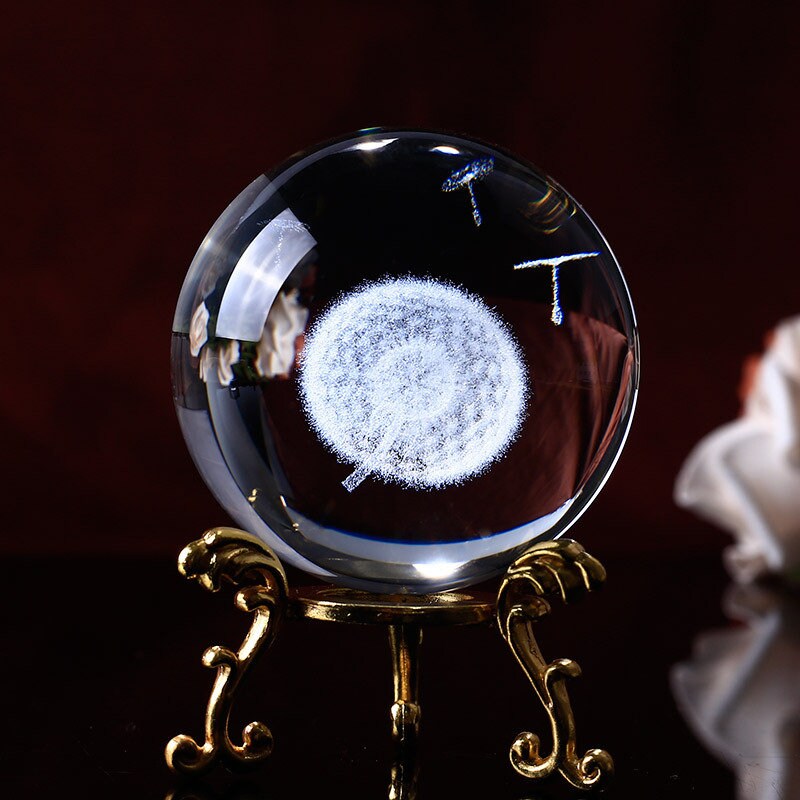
[[171, 128, 639, 595], [167, 129, 638, 791]]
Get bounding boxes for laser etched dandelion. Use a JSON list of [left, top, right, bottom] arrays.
[[299, 277, 529, 492]]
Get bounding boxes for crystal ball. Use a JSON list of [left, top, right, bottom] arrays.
[[171, 129, 639, 594]]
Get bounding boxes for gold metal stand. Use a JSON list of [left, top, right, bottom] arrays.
[[164, 529, 288, 774], [497, 541, 614, 788], [166, 528, 613, 791]]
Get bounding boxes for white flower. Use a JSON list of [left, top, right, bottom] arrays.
[[189, 302, 210, 357], [198, 339, 240, 387], [217, 339, 240, 386], [675, 316, 800, 582], [254, 290, 309, 379]]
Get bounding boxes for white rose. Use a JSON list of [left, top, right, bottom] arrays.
[[675, 316, 800, 582], [217, 340, 240, 386], [189, 302, 210, 357], [255, 290, 309, 379], [198, 339, 240, 387]]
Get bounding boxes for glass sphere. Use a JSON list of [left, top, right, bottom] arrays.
[[171, 129, 639, 594]]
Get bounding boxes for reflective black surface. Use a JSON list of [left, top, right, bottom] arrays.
[[2, 543, 769, 798]]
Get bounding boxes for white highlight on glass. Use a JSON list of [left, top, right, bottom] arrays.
[[216, 209, 316, 341], [513, 252, 599, 325], [442, 157, 494, 227], [299, 277, 528, 492], [413, 560, 461, 580], [346, 138, 398, 152]]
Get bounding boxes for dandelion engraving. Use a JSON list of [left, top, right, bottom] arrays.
[[442, 157, 495, 227], [513, 252, 600, 325], [299, 277, 528, 492]]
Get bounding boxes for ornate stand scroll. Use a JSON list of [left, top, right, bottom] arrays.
[[166, 531, 612, 791], [497, 539, 614, 788], [165, 528, 288, 774]]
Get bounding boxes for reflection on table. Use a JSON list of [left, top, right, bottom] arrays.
[[672, 582, 800, 800]]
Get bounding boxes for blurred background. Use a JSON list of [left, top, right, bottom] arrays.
[[4, 0, 799, 561]]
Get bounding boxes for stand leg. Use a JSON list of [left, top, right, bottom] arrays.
[[388, 623, 422, 800], [496, 539, 614, 789], [388, 623, 422, 748], [165, 528, 288, 775]]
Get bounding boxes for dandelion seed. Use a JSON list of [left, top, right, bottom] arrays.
[[513, 252, 600, 325], [442, 157, 495, 227]]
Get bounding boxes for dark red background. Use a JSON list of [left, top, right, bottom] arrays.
[[4, 0, 799, 559]]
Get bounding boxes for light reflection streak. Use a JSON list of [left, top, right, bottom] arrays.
[[216, 209, 316, 342], [413, 560, 460, 580], [346, 138, 398, 152]]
